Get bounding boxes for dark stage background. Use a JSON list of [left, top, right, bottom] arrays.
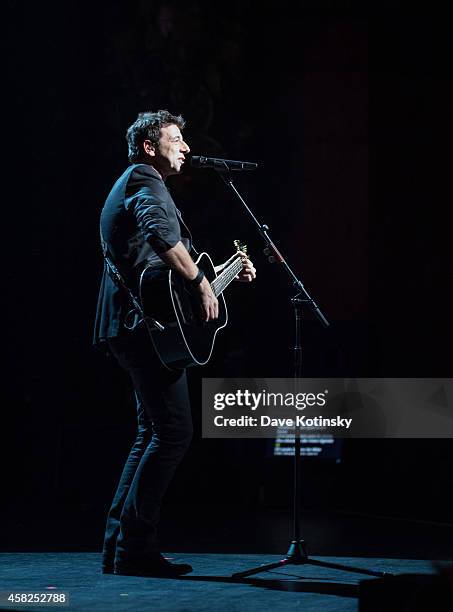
[[3, 2, 452, 552]]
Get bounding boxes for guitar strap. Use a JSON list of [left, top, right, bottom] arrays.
[[99, 224, 164, 332], [176, 207, 199, 257]]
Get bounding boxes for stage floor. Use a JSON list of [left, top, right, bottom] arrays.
[[0, 552, 439, 612]]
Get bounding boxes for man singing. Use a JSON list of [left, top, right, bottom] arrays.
[[94, 110, 255, 577]]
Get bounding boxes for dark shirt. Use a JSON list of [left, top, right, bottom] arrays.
[[93, 163, 192, 346]]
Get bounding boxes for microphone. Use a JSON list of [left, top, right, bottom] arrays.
[[190, 156, 258, 171]]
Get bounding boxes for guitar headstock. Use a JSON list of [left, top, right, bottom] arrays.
[[233, 239, 247, 256]]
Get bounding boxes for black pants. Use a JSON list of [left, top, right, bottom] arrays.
[[102, 327, 193, 567]]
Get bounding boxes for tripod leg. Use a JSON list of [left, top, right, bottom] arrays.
[[232, 557, 297, 579], [233, 540, 309, 579], [304, 558, 390, 578]]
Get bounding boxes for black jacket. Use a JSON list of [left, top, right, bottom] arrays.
[[93, 163, 192, 346]]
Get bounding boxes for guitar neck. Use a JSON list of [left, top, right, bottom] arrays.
[[211, 256, 243, 297]]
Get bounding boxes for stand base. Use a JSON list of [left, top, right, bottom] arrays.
[[286, 539, 308, 562], [232, 540, 390, 579]]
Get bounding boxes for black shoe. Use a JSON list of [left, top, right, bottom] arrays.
[[114, 554, 193, 578], [102, 566, 114, 574]]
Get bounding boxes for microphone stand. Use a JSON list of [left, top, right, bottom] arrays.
[[213, 167, 387, 581]]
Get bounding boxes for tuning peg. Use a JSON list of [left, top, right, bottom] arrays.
[[234, 239, 247, 254]]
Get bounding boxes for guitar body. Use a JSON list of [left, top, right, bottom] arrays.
[[139, 252, 228, 369]]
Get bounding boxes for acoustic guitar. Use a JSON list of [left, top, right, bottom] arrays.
[[139, 240, 247, 369]]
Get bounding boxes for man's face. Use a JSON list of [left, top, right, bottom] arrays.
[[148, 124, 190, 178]]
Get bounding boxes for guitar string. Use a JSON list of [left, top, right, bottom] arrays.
[[211, 257, 243, 297], [212, 260, 241, 295], [215, 257, 243, 293]]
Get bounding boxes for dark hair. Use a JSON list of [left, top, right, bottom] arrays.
[[126, 110, 186, 163]]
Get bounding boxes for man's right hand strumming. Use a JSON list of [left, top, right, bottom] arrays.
[[197, 276, 219, 322], [159, 241, 219, 322]]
